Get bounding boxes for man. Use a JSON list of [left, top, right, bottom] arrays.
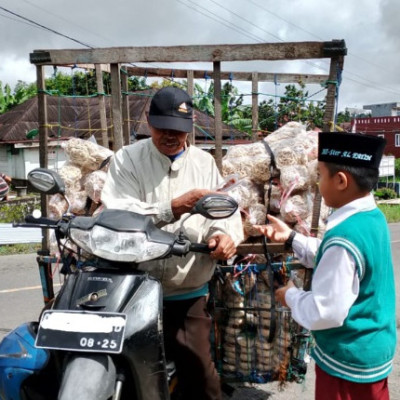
[[101, 86, 243, 400]]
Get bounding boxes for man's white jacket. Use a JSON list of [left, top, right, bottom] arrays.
[[101, 138, 244, 297]]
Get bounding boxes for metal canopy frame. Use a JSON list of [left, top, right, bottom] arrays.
[[30, 40, 347, 251]]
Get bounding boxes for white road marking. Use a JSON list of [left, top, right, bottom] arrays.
[[0, 283, 62, 294]]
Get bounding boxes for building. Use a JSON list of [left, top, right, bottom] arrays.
[[351, 116, 400, 157], [345, 107, 371, 118], [363, 102, 400, 118]]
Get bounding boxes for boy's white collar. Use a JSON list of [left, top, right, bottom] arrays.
[[326, 193, 377, 231]]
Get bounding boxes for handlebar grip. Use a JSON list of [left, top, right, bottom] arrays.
[[25, 215, 58, 225], [189, 243, 213, 254]]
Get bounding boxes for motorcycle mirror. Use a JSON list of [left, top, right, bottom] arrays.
[[190, 194, 238, 219], [28, 168, 66, 195]]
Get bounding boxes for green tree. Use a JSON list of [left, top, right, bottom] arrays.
[[0, 81, 14, 113], [45, 70, 150, 96], [0, 80, 37, 114], [336, 110, 351, 124], [256, 83, 326, 133], [258, 98, 276, 134], [191, 81, 252, 132], [45, 70, 104, 95], [128, 76, 150, 91]]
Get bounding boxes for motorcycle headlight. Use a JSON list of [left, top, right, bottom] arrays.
[[70, 225, 171, 262]]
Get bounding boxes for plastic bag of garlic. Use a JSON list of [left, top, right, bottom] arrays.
[[221, 121, 329, 240], [47, 138, 113, 256]]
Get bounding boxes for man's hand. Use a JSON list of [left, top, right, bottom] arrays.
[[275, 280, 295, 308], [207, 234, 236, 260], [171, 189, 211, 219], [253, 214, 292, 243]]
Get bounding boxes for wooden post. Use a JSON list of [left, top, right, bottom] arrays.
[[95, 64, 109, 148], [311, 55, 344, 238], [110, 63, 123, 151], [252, 72, 259, 142], [213, 62, 223, 171], [323, 56, 342, 132], [121, 69, 130, 146], [36, 65, 49, 251], [186, 70, 195, 145]]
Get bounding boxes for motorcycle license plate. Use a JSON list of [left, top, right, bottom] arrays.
[[35, 310, 127, 354]]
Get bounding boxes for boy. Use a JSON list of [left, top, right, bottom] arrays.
[[255, 131, 396, 400]]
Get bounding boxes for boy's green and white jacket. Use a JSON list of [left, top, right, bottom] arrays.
[[312, 208, 396, 383]]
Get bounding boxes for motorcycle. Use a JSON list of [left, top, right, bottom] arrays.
[[0, 168, 239, 400]]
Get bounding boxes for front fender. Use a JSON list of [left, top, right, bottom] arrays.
[[58, 354, 116, 400]]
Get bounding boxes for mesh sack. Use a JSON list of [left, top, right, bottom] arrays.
[[299, 130, 319, 161], [272, 141, 308, 169], [48, 193, 68, 220], [226, 178, 263, 209], [279, 165, 310, 192], [264, 121, 307, 147], [243, 203, 267, 238], [83, 170, 107, 203], [280, 193, 310, 224], [222, 142, 273, 184], [69, 190, 89, 215], [63, 138, 114, 172], [307, 159, 319, 187], [58, 164, 82, 192]]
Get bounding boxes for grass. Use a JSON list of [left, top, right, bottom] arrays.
[[0, 243, 41, 255], [378, 204, 400, 223]]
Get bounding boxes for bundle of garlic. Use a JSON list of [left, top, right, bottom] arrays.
[[279, 165, 310, 192], [225, 177, 263, 210], [280, 193, 310, 224], [221, 121, 328, 239], [222, 142, 274, 184], [264, 121, 307, 145], [48, 193, 68, 220], [58, 164, 82, 192], [242, 203, 266, 238], [62, 137, 113, 173], [47, 138, 114, 256], [83, 170, 108, 203]]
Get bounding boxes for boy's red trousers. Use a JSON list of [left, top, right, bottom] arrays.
[[315, 364, 389, 400]]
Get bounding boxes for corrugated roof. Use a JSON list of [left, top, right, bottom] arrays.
[[0, 89, 249, 144]]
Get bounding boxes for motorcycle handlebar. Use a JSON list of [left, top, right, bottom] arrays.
[[12, 215, 59, 229], [189, 243, 213, 254], [25, 215, 58, 226]]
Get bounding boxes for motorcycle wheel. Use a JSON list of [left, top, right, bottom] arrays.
[[58, 354, 116, 400]]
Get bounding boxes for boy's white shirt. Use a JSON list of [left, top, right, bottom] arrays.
[[286, 193, 377, 331]]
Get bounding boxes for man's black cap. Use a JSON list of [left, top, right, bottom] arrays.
[[148, 87, 193, 133], [318, 131, 386, 169]]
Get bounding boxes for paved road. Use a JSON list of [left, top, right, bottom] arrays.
[[1, 223, 400, 399]]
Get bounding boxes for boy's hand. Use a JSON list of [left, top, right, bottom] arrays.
[[253, 214, 292, 243], [275, 280, 296, 308]]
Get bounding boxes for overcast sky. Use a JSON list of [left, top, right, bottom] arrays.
[[0, 0, 399, 112]]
